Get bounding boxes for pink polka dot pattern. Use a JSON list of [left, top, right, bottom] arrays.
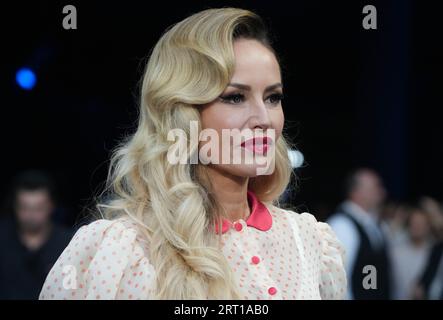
[[39, 219, 156, 300], [219, 206, 347, 300], [38, 203, 347, 300]]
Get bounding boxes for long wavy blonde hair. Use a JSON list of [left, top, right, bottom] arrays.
[[97, 7, 293, 299]]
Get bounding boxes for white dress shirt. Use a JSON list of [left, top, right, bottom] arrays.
[[327, 201, 385, 299]]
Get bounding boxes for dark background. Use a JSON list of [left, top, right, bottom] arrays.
[[1, 0, 442, 223]]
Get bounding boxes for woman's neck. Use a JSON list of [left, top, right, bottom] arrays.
[[205, 165, 251, 222]]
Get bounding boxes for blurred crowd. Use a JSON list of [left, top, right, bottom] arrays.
[[328, 168, 443, 300], [0, 168, 442, 299]]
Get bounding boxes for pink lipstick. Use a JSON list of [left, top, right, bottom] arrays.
[[240, 136, 273, 155]]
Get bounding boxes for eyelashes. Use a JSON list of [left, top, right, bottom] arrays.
[[219, 93, 284, 105], [267, 93, 285, 104], [219, 93, 245, 104]]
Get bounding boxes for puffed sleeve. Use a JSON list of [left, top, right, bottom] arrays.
[[316, 221, 347, 300], [39, 219, 156, 300]]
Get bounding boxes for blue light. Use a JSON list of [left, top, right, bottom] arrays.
[[16, 68, 37, 90]]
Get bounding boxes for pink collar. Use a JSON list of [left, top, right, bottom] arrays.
[[214, 190, 273, 234]]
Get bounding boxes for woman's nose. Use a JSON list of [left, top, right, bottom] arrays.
[[249, 99, 271, 129]]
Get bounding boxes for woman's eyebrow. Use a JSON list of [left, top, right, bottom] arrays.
[[227, 82, 283, 92]]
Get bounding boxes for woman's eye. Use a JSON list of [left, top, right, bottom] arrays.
[[267, 93, 284, 104], [220, 93, 245, 104]]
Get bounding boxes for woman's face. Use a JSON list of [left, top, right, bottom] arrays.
[[199, 38, 285, 177]]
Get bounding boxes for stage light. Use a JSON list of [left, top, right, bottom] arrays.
[[16, 67, 37, 90], [288, 149, 304, 168]]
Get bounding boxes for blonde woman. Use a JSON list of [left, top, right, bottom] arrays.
[[39, 7, 346, 300]]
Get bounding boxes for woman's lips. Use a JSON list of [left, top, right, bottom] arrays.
[[240, 136, 273, 155]]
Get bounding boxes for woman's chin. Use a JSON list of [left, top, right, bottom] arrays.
[[221, 163, 275, 177]]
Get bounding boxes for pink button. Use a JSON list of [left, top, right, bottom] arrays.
[[251, 256, 260, 264], [234, 222, 243, 232], [268, 287, 277, 295]]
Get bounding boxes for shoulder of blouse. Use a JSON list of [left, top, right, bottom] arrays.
[[39, 218, 156, 300]]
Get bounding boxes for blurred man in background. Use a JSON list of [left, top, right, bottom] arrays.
[[328, 168, 391, 299], [415, 241, 443, 299], [0, 170, 72, 299], [413, 197, 443, 300], [390, 205, 434, 299]]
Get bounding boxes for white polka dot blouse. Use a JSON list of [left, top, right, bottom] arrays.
[[39, 191, 347, 300]]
